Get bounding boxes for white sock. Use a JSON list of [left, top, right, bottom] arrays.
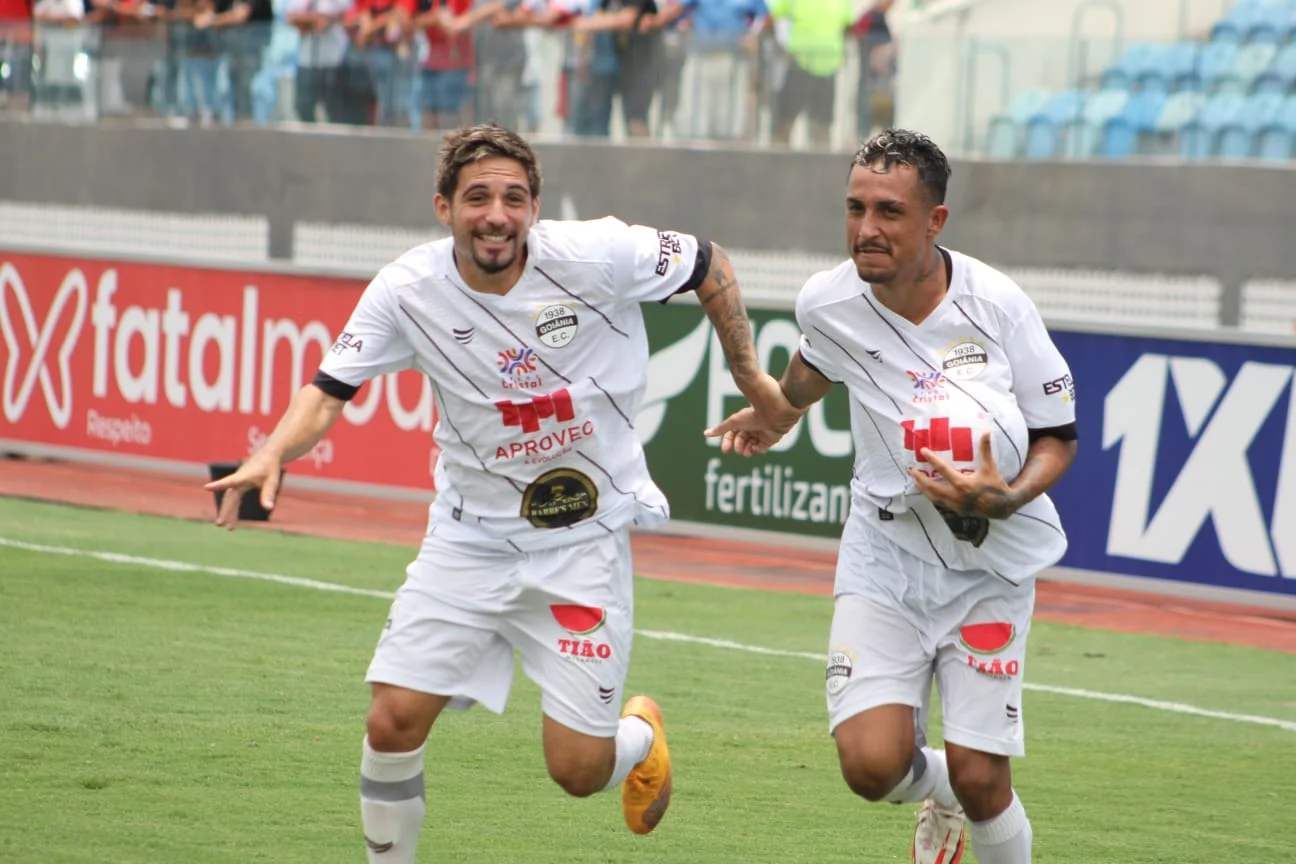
[[885, 747, 958, 808], [360, 736, 427, 864], [601, 716, 654, 792], [968, 790, 1032, 864]]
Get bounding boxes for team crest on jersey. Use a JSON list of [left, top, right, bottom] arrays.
[[906, 369, 949, 404], [535, 304, 579, 349], [498, 347, 542, 389], [942, 338, 988, 380]]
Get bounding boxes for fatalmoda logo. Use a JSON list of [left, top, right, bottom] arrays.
[[0, 262, 91, 429]]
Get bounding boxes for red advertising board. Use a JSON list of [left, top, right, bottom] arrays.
[[0, 252, 438, 492]]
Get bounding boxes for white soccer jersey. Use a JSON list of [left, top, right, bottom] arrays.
[[796, 247, 1076, 585], [317, 216, 701, 551]]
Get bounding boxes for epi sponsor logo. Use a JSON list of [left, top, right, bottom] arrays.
[[496, 388, 575, 434]]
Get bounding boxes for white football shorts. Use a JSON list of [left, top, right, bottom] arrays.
[[365, 526, 634, 738], [825, 516, 1036, 757]]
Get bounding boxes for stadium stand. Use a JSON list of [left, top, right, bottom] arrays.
[[988, 0, 1296, 159]]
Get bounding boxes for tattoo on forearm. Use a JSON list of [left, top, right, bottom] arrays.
[[698, 245, 758, 379], [960, 486, 1016, 519]]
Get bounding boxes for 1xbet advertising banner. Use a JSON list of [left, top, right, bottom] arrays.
[[0, 252, 439, 490], [639, 303, 1296, 598]]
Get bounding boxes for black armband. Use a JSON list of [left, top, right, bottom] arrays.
[[661, 237, 714, 303], [312, 369, 361, 401], [1028, 422, 1078, 444]]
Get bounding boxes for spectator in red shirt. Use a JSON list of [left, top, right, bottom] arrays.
[[0, 0, 34, 110], [351, 0, 417, 127], [411, 0, 472, 131]]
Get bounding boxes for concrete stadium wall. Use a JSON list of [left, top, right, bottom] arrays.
[[2, 120, 1296, 323]]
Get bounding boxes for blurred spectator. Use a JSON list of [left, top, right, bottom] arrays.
[[350, 0, 416, 127], [766, 0, 853, 148], [1, 0, 34, 111], [182, 0, 229, 123], [32, 0, 94, 115], [572, 0, 659, 139], [656, 0, 763, 140], [466, 0, 531, 132], [412, 0, 471, 130], [850, 0, 892, 138], [285, 0, 351, 121]]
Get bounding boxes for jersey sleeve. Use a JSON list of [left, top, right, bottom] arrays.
[[316, 273, 418, 389], [606, 217, 703, 304], [1004, 295, 1076, 429], [794, 278, 843, 383]]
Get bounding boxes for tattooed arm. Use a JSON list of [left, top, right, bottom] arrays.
[[779, 350, 834, 410], [696, 243, 804, 450], [911, 432, 1077, 519]]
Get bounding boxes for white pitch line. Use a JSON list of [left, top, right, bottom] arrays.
[[4, 536, 1295, 734]]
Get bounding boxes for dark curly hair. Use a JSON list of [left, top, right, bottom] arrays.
[[436, 123, 542, 201], [852, 128, 952, 205]]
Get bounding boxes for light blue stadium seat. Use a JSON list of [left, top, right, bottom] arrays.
[[1179, 92, 1248, 157], [1244, 0, 1295, 43], [1254, 42, 1296, 92], [1235, 42, 1277, 88], [1103, 43, 1164, 92], [982, 90, 1050, 158], [1256, 93, 1296, 159], [1216, 91, 1285, 156], [1100, 89, 1167, 157], [1154, 91, 1207, 134], [1202, 40, 1242, 92], [1166, 41, 1203, 90], [1024, 118, 1058, 159], [1212, 0, 1274, 41]]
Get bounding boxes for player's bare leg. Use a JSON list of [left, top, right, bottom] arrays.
[[832, 704, 964, 864], [361, 684, 452, 864], [947, 743, 1031, 863], [540, 697, 669, 834]]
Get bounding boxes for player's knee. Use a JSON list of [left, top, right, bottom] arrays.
[[836, 740, 910, 802], [546, 755, 610, 798], [365, 702, 427, 753], [948, 751, 1010, 809]]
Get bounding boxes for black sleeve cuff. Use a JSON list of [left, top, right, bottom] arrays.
[[1028, 422, 1078, 444], [798, 350, 839, 384], [312, 369, 361, 401], [660, 237, 713, 304]]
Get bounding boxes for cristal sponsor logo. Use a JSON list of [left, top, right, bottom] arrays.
[[0, 262, 89, 428], [906, 369, 949, 404], [0, 262, 432, 433], [654, 230, 684, 276], [496, 388, 575, 434], [498, 346, 541, 390], [1104, 353, 1296, 578]]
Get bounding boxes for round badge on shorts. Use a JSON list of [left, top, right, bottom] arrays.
[[941, 339, 988, 380], [521, 467, 598, 528], [536, 304, 579, 349], [826, 651, 853, 695]]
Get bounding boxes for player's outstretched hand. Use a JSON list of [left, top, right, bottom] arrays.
[[704, 375, 807, 457], [202, 449, 284, 531], [909, 431, 1019, 519]]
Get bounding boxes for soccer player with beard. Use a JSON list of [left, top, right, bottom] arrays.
[[706, 128, 1079, 864], [206, 122, 803, 862]]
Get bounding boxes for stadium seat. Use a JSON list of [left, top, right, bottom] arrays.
[[985, 119, 1020, 158], [1256, 92, 1296, 158], [1211, 0, 1273, 41], [1100, 118, 1137, 157], [1103, 43, 1165, 92], [1024, 117, 1059, 159], [1179, 92, 1247, 157], [1244, 0, 1295, 43], [1201, 40, 1242, 92], [1166, 41, 1203, 91], [1100, 89, 1168, 157], [1234, 42, 1278, 89], [982, 90, 1051, 158], [1155, 90, 1207, 133], [1216, 91, 1285, 156], [1253, 42, 1296, 93]]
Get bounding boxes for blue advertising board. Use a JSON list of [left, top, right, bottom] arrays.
[[1048, 327, 1296, 597]]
